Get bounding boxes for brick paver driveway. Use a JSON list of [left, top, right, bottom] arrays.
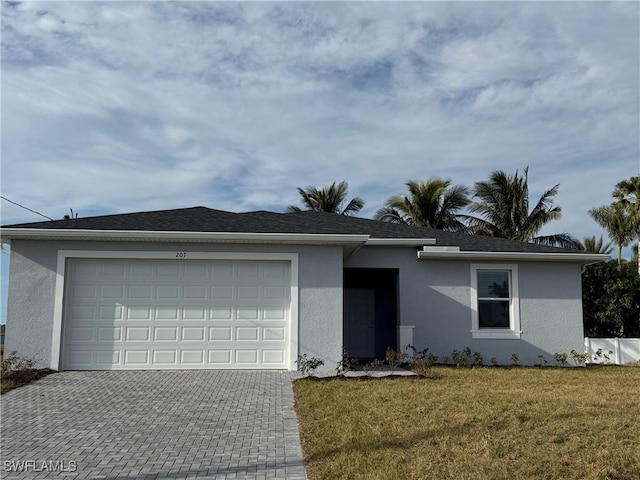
[[1, 371, 306, 480]]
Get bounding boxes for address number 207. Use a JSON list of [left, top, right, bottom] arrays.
[[175, 252, 187, 258]]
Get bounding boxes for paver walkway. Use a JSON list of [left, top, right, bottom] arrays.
[[0, 371, 306, 479]]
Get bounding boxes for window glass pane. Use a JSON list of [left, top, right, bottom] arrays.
[[478, 300, 510, 328], [477, 271, 510, 299]]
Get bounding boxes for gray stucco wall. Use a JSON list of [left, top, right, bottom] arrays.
[[5, 240, 343, 371], [346, 247, 585, 365]]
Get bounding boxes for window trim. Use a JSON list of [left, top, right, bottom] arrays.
[[470, 263, 521, 339]]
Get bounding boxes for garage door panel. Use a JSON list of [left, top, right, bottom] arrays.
[[184, 263, 207, 277], [127, 306, 152, 320], [263, 350, 285, 364], [154, 306, 178, 320], [98, 327, 122, 341], [102, 262, 126, 276], [237, 264, 260, 278], [237, 285, 260, 299], [209, 327, 232, 341], [69, 327, 94, 342], [157, 264, 180, 276], [210, 307, 232, 320], [181, 327, 206, 341], [70, 305, 96, 320], [67, 349, 94, 367], [211, 285, 233, 299], [130, 263, 153, 276], [99, 305, 122, 320], [72, 284, 98, 299], [154, 327, 178, 341], [63, 259, 290, 370], [209, 350, 232, 364], [183, 306, 206, 320], [264, 307, 286, 320], [263, 327, 286, 341], [156, 285, 180, 299], [181, 350, 205, 364], [126, 327, 151, 341], [96, 350, 120, 365], [153, 350, 177, 364], [236, 327, 259, 341], [124, 350, 149, 365], [128, 285, 153, 299], [184, 285, 207, 299], [235, 350, 258, 364], [237, 307, 259, 320]]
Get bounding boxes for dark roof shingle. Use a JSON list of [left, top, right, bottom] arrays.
[[3, 206, 580, 254]]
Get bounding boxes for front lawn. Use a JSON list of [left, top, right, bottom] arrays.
[[293, 366, 640, 480]]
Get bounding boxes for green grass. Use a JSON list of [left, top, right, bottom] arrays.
[[293, 366, 640, 480]]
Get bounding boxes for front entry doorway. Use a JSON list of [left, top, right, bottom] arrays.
[[343, 268, 398, 361]]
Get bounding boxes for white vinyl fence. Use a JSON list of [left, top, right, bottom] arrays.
[[584, 337, 640, 365]]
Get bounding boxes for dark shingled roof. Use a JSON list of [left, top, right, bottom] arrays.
[[3, 206, 580, 254]]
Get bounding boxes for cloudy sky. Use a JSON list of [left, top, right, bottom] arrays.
[[1, 1, 639, 321]]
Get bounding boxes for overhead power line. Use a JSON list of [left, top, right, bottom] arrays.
[[0, 196, 54, 221]]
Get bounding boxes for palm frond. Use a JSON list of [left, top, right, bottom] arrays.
[[374, 206, 408, 224], [531, 233, 580, 249], [289, 181, 364, 215], [468, 167, 569, 246], [377, 178, 469, 230]]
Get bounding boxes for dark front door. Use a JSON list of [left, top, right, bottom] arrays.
[[344, 288, 376, 358], [343, 268, 398, 360]]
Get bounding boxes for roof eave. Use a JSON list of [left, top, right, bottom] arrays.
[[365, 238, 436, 246], [0, 228, 370, 245], [417, 250, 610, 264]]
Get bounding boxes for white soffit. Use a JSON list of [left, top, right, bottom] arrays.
[[365, 238, 436, 246], [0, 228, 370, 245], [417, 249, 609, 264]]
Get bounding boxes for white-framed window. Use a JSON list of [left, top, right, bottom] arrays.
[[470, 263, 521, 339]]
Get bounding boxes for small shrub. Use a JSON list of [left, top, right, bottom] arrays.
[[1, 352, 36, 375], [462, 347, 472, 365], [336, 348, 357, 375], [1, 352, 52, 394], [441, 355, 451, 365], [510, 353, 519, 366], [296, 354, 324, 377], [452, 347, 472, 367], [472, 352, 484, 367], [490, 357, 498, 366], [554, 352, 568, 366], [385, 347, 407, 372], [593, 348, 613, 364], [569, 349, 589, 367], [406, 344, 430, 360], [411, 356, 433, 378], [426, 353, 439, 364]]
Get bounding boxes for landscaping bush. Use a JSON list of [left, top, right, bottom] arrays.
[[1, 352, 54, 394]]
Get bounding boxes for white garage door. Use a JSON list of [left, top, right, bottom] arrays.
[[63, 258, 291, 370]]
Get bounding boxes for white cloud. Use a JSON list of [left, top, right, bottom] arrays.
[[1, 1, 637, 235]]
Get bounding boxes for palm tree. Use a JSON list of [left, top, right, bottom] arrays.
[[374, 178, 470, 231], [589, 203, 636, 265], [286, 180, 364, 215], [613, 175, 640, 272], [613, 176, 640, 213], [576, 235, 613, 255], [466, 167, 578, 248]]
